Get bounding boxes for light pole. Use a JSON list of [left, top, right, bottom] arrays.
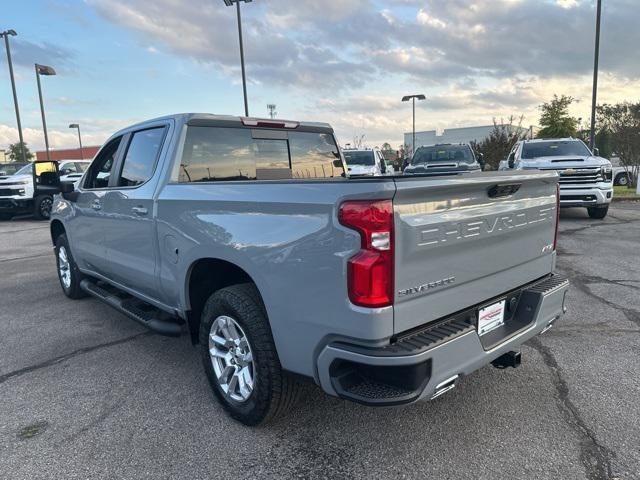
[[1, 29, 26, 162], [35, 63, 56, 161], [223, 0, 252, 117], [402, 94, 426, 157], [589, 0, 602, 150], [69, 123, 83, 159]]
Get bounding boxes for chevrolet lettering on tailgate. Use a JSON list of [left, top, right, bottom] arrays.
[[418, 205, 556, 248]]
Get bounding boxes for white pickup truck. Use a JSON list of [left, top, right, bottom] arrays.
[[500, 138, 613, 219], [0, 160, 90, 220]]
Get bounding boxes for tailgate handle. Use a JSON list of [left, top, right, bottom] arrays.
[[488, 183, 521, 198]]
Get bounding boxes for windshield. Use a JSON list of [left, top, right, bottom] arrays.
[[521, 140, 591, 159], [344, 151, 375, 166], [411, 145, 475, 165], [13, 163, 33, 176], [0, 164, 26, 175]]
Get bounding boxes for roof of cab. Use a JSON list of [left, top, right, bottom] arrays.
[[113, 113, 333, 135]]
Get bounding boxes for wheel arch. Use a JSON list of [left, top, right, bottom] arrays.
[[184, 257, 265, 345], [50, 219, 66, 246]]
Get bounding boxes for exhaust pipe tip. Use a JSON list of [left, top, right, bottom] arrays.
[[491, 351, 521, 369]]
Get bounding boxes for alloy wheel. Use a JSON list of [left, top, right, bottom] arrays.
[[208, 315, 255, 403], [58, 246, 72, 289], [40, 198, 53, 219]]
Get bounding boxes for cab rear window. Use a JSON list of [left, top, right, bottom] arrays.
[[178, 127, 343, 182]]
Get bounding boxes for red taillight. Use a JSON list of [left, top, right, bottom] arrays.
[[554, 184, 560, 250], [339, 200, 394, 308]]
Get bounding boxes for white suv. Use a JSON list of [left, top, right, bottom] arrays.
[[342, 148, 391, 177], [500, 138, 613, 219]]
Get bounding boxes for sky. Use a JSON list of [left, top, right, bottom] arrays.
[[0, 0, 639, 154]]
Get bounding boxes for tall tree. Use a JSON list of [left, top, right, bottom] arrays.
[[7, 142, 33, 161], [536, 95, 579, 138], [597, 102, 640, 187], [470, 116, 526, 170]]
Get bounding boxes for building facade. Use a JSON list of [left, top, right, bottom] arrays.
[[35, 146, 101, 162], [404, 124, 533, 155]]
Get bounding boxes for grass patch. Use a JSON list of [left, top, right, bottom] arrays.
[[614, 186, 638, 197]]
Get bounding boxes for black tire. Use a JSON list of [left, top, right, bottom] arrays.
[[587, 205, 609, 219], [34, 195, 53, 220], [199, 283, 300, 426], [55, 233, 87, 299], [614, 173, 629, 187]]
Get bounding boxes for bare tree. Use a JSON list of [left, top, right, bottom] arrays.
[[470, 116, 527, 170], [597, 102, 640, 188], [352, 134, 366, 149]]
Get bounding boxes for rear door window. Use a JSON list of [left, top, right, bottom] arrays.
[[118, 127, 166, 187]]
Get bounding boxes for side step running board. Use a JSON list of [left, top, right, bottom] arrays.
[[80, 279, 182, 337]]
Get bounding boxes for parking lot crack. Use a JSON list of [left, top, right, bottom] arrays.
[[560, 218, 640, 235], [529, 337, 615, 480], [557, 264, 640, 329], [0, 332, 151, 385]]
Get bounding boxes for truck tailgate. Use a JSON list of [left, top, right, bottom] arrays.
[[393, 171, 558, 334]]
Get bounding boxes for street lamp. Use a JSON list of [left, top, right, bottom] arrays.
[[1, 29, 26, 162], [35, 63, 56, 161], [222, 0, 252, 117], [69, 123, 83, 159], [402, 94, 426, 157], [589, 0, 602, 150]]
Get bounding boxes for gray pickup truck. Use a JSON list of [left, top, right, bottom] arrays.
[[48, 113, 569, 425]]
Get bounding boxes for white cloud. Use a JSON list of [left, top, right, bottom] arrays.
[[34, 0, 640, 149], [557, 0, 579, 9], [416, 9, 447, 29]]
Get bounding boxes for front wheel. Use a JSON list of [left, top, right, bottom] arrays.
[[199, 284, 300, 426], [34, 195, 53, 220], [55, 234, 87, 299], [587, 205, 609, 219]]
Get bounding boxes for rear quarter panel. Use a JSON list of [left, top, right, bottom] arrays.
[[156, 179, 396, 378]]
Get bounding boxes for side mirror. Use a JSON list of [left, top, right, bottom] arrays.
[[380, 160, 386, 174], [508, 158, 515, 169], [593, 147, 600, 156], [333, 159, 343, 168], [32, 161, 61, 195]]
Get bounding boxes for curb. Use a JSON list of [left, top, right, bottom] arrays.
[[612, 196, 640, 202]]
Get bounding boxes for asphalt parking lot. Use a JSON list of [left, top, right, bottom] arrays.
[[1, 203, 639, 480]]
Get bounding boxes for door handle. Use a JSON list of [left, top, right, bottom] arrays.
[[132, 206, 148, 215], [91, 200, 102, 211]]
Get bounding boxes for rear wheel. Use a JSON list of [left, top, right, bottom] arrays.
[[614, 173, 629, 186], [55, 234, 86, 299], [34, 195, 53, 220], [587, 205, 609, 219], [199, 283, 300, 426]]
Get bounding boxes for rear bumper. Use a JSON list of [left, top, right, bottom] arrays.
[[559, 185, 612, 208], [316, 274, 569, 406]]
